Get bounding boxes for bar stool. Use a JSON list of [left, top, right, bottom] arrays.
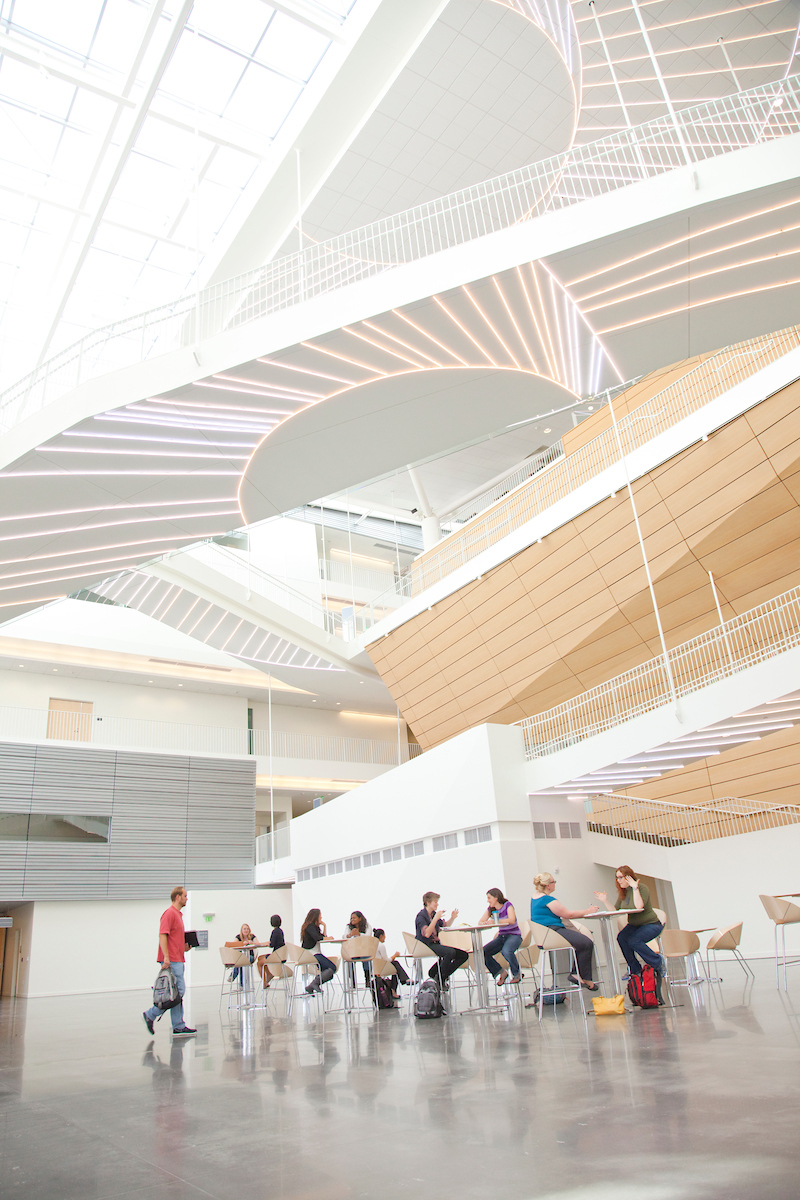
[[341, 934, 379, 1009], [219, 947, 255, 1010], [515, 922, 541, 1001], [530, 923, 587, 1021], [284, 943, 339, 1015], [259, 947, 293, 1005], [759, 895, 800, 990], [705, 922, 753, 980]]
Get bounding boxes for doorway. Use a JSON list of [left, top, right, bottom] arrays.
[[47, 698, 93, 742]]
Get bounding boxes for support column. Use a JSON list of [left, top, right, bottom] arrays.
[[407, 465, 441, 550]]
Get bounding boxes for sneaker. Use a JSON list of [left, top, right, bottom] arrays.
[[172, 1027, 196, 1036], [622, 971, 632, 982], [142, 1012, 154, 1035]]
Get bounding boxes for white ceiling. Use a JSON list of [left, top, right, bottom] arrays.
[[280, 0, 578, 251]]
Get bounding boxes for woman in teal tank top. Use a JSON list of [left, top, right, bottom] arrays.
[[530, 871, 600, 989]]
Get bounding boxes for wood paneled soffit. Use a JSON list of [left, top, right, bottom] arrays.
[[368, 377, 800, 748]]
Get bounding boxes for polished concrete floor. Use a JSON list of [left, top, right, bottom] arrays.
[[1, 962, 799, 1200]]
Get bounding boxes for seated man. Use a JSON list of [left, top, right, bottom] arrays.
[[414, 891, 468, 990]]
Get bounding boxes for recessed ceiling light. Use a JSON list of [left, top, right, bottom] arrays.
[[148, 680, 153, 683], [543, 428, 551, 433], [178, 683, 183, 687], [53, 668, 57, 672]]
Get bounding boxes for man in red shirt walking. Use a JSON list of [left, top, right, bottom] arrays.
[[142, 885, 196, 1036]]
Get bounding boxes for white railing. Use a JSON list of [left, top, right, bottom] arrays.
[[0, 704, 421, 765], [447, 439, 567, 526], [516, 584, 800, 759], [364, 324, 800, 616], [318, 557, 403, 600], [1, 77, 798, 434], [256, 828, 291, 863], [584, 792, 800, 846]]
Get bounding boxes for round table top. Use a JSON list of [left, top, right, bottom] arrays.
[[578, 910, 618, 919]]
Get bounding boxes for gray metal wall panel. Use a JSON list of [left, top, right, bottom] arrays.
[[0, 741, 255, 901]]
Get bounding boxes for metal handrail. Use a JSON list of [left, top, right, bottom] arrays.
[[360, 324, 800, 619], [584, 792, 800, 846], [1, 76, 798, 434], [516, 583, 800, 759]]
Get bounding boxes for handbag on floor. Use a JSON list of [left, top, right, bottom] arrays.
[[592, 994, 625, 1015]]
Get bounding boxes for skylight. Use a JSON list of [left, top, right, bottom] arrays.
[[0, 0, 358, 388]]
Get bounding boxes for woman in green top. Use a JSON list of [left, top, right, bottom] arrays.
[[595, 865, 664, 979]]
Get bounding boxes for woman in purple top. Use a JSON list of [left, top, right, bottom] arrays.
[[479, 888, 523, 986]]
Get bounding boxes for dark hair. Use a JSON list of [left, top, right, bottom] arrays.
[[350, 910, 367, 934], [373, 927, 385, 939], [486, 888, 506, 909], [615, 866, 638, 902], [270, 914, 282, 928], [300, 908, 321, 940]]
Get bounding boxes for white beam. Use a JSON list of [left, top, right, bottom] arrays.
[[259, 0, 347, 43], [205, 0, 450, 284]]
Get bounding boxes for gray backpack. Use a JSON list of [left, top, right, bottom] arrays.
[[413, 978, 443, 1019], [152, 966, 180, 1011]]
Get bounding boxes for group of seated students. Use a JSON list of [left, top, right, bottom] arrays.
[[228, 863, 663, 998], [224, 915, 285, 987]]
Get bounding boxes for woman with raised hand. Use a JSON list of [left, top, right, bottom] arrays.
[[595, 866, 664, 982], [530, 872, 599, 990], [300, 908, 338, 994], [479, 888, 523, 986]]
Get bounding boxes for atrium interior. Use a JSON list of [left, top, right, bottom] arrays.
[[0, 1, 799, 1197]]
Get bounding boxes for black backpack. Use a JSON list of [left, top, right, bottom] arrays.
[[372, 977, 395, 1009], [627, 965, 661, 1008], [413, 978, 443, 1019]]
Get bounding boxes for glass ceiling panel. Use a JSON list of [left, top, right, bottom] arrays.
[[0, 0, 359, 389]]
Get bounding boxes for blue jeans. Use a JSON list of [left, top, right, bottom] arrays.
[[144, 962, 186, 1030], [618, 923, 664, 974], [484, 933, 523, 977]]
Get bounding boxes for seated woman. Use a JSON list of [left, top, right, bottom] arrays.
[[301, 908, 338, 994], [257, 914, 285, 988], [530, 872, 599, 991], [479, 888, 523, 986], [225, 923, 257, 986], [342, 910, 373, 986], [595, 866, 665, 982], [373, 927, 410, 999]]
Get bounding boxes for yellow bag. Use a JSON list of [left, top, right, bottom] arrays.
[[592, 994, 625, 1016]]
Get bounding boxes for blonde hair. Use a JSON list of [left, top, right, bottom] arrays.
[[533, 872, 555, 894]]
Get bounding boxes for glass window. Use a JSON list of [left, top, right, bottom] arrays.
[[382, 846, 401, 863], [433, 832, 458, 852], [311, 864, 325, 879], [345, 856, 361, 871], [327, 860, 343, 875], [404, 841, 423, 858], [363, 851, 381, 867], [0, 812, 111, 842], [296, 867, 310, 882], [464, 825, 492, 846]]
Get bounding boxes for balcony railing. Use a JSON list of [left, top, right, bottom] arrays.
[[256, 828, 291, 863], [516, 584, 800, 759], [363, 324, 800, 617], [1, 76, 798, 434], [585, 793, 800, 847], [0, 703, 421, 766]]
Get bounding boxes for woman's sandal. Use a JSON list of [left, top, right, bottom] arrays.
[[581, 981, 599, 991]]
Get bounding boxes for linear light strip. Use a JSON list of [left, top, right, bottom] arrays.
[[516, 265, 554, 378], [202, 609, 231, 644], [141, 397, 293, 416], [35, 447, 251, 460], [150, 584, 181, 622], [343, 326, 427, 369], [0, 470, 242, 477], [587, 243, 800, 315], [0, 508, 241, 546], [580, 2, 785, 43], [187, 601, 215, 636], [192, 381, 298, 404], [361, 319, 442, 366], [0, 529, 242, 571], [583, 61, 788, 87], [566, 195, 800, 286], [574, 217, 800, 303], [299, 341, 388, 377], [256, 358, 355, 385], [390, 310, 468, 365], [548, 273, 570, 390], [175, 594, 203, 631], [99, 415, 276, 434], [432, 295, 497, 365], [220, 618, 245, 651], [596, 273, 800, 333], [540, 261, 625, 385], [462, 285, 519, 367], [529, 263, 560, 383], [63, 431, 259, 448], [580, 27, 792, 63], [0, 497, 237, 524], [212, 373, 323, 399], [493, 276, 538, 369]]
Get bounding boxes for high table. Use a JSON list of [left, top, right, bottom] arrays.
[[579, 911, 625, 995], [440, 924, 508, 1015]]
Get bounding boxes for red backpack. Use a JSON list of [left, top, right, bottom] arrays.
[[627, 965, 661, 1008]]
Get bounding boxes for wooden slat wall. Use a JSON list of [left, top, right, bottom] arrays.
[[0, 742, 256, 901], [369, 377, 800, 748]]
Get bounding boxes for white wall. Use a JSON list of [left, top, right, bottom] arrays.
[[0, 668, 247, 728], [247, 518, 322, 602], [184, 888, 293, 988], [250, 702, 404, 742], [286, 723, 535, 951]]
